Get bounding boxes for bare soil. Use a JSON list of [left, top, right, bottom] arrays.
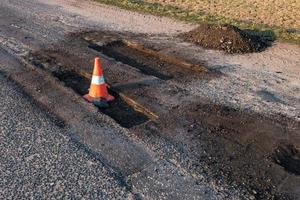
[[179, 24, 272, 53]]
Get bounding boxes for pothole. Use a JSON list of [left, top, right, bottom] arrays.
[[52, 69, 150, 128], [88, 41, 173, 80], [273, 144, 300, 175], [87, 40, 207, 81]]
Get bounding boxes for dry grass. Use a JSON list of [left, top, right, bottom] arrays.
[[146, 0, 300, 30]]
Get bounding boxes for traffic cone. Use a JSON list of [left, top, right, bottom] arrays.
[[83, 57, 115, 104]]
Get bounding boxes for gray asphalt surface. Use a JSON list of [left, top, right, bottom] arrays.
[[0, 72, 130, 199]]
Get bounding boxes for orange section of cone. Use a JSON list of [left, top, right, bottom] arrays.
[[93, 57, 103, 76], [89, 84, 109, 98], [84, 57, 115, 102]]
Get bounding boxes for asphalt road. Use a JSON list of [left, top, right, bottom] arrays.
[[0, 0, 299, 199]]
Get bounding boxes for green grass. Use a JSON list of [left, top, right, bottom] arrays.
[[93, 0, 300, 44]]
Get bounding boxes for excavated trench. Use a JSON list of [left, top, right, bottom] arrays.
[[86, 39, 210, 82], [27, 51, 152, 129], [88, 41, 173, 80]]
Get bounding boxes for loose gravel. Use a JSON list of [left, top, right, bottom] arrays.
[[0, 72, 130, 199]]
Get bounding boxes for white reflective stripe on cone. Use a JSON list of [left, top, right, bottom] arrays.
[[91, 75, 105, 85]]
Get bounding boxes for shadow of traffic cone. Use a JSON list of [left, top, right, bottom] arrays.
[[83, 57, 115, 105]]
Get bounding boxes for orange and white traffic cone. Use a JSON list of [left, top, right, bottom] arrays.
[[83, 57, 114, 105]]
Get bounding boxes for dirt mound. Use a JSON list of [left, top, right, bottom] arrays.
[[179, 24, 270, 53]]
